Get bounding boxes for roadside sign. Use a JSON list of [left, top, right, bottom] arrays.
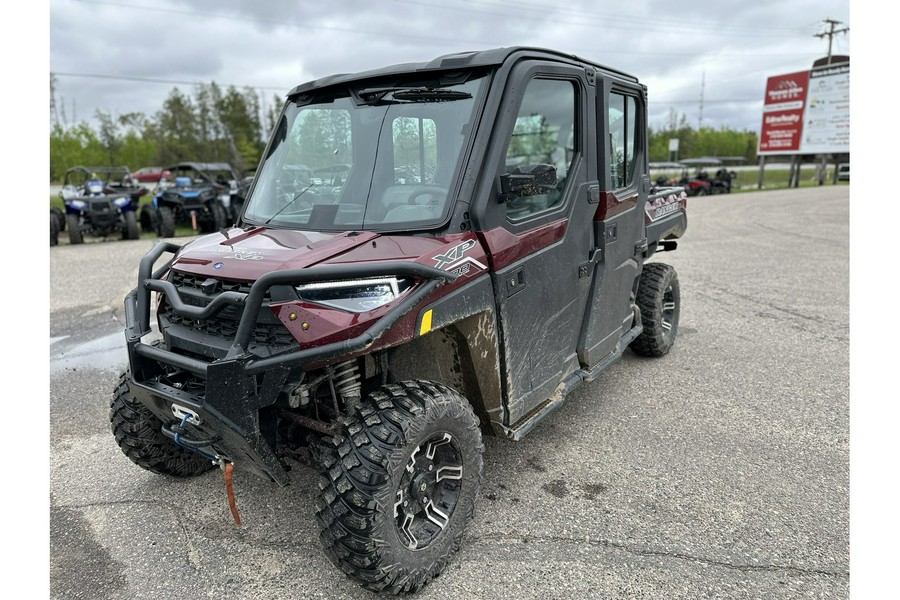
[[757, 63, 849, 156]]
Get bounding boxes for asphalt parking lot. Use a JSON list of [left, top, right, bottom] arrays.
[[48, 186, 849, 599]]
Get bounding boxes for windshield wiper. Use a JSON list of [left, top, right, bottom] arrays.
[[392, 88, 472, 101], [263, 183, 315, 226], [357, 87, 471, 105]]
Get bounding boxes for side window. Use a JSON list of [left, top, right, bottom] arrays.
[[609, 93, 637, 189], [501, 78, 576, 220], [392, 117, 437, 184]]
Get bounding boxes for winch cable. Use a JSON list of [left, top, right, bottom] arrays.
[[170, 414, 219, 462]]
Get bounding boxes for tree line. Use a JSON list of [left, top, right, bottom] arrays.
[[50, 84, 760, 182], [648, 110, 759, 163], [50, 79, 282, 182]]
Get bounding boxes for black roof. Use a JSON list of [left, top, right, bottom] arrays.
[[288, 46, 640, 97], [65, 165, 131, 175]]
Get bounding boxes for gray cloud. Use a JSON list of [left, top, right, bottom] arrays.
[[49, 0, 850, 132]]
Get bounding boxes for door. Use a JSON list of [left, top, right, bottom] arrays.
[[474, 62, 599, 425], [577, 85, 649, 366]]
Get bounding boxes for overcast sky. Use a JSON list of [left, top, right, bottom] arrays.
[[49, 0, 850, 134]]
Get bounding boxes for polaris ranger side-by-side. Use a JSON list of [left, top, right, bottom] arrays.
[[112, 47, 687, 595]]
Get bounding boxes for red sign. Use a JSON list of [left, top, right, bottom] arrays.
[[758, 70, 810, 154]]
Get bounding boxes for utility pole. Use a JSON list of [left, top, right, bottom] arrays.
[[815, 18, 849, 62]]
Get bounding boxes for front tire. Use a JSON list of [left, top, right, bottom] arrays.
[[631, 262, 680, 357], [124, 210, 140, 240], [212, 203, 227, 230], [316, 381, 484, 594], [50, 212, 59, 246], [51, 207, 66, 232], [110, 370, 215, 477], [66, 213, 83, 244], [157, 205, 176, 238], [140, 204, 156, 233]]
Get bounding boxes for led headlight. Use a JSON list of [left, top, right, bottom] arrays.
[[113, 196, 130, 208], [296, 277, 409, 313], [70, 199, 87, 210]]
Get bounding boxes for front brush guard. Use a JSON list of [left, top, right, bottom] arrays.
[[123, 240, 456, 485]]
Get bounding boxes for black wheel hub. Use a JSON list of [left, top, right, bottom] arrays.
[[410, 468, 436, 504], [393, 432, 463, 550]]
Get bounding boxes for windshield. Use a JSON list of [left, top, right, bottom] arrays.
[[242, 73, 488, 232]]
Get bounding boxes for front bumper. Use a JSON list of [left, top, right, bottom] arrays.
[[124, 240, 454, 485]]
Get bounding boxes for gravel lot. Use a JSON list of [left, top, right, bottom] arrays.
[[47, 186, 850, 599]]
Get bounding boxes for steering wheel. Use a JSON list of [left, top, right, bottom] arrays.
[[407, 186, 447, 206]]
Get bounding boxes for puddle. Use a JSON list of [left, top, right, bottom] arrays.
[[50, 330, 129, 375]]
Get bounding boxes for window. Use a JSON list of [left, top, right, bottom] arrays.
[[241, 73, 488, 231], [502, 78, 576, 220], [392, 117, 437, 184], [609, 93, 637, 189]]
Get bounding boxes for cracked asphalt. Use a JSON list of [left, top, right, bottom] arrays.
[[48, 186, 849, 599]]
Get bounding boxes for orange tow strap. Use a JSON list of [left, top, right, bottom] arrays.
[[223, 462, 241, 526]]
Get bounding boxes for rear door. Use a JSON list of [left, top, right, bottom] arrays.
[[474, 60, 599, 425], [577, 81, 649, 366]]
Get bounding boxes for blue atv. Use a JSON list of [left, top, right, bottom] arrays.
[[58, 166, 146, 244], [141, 162, 236, 238]]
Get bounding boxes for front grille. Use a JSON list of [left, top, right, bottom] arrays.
[[161, 272, 298, 351], [90, 200, 112, 211]]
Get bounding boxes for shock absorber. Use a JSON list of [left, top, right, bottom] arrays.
[[332, 359, 361, 410]]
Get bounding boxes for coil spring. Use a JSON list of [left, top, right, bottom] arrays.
[[333, 360, 361, 404]]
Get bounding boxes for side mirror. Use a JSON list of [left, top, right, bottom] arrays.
[[498, 164, 558, 203]]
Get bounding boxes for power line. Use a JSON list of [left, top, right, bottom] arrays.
[[72, 0, 827, 54], [51, 71, 287, 93], [398, 0, 800, 37]]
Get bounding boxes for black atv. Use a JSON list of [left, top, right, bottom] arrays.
[[58, 166, 147, 244], [141, 162, 239, 238]]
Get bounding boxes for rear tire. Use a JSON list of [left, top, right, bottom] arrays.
[[67, 213, 83, 244], [631, 262, 680, 357], [110, 370, 215, 477], [157, 206, 176, 238], [316, 381, 483, 594]]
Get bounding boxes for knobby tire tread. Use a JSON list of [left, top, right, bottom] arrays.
[[110, 371, 214, 477], [631, 262, 679, 357], [315, 380, 483, 595]]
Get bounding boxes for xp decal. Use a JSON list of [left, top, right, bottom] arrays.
[[432, 239, 487, 276]]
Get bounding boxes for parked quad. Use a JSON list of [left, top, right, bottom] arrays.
[[58, 166, 147, 243], [141, 162, 242, 237], [678, 158, 739, 194]]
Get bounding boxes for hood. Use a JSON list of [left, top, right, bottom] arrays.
[[170, 226, 480, 282]]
